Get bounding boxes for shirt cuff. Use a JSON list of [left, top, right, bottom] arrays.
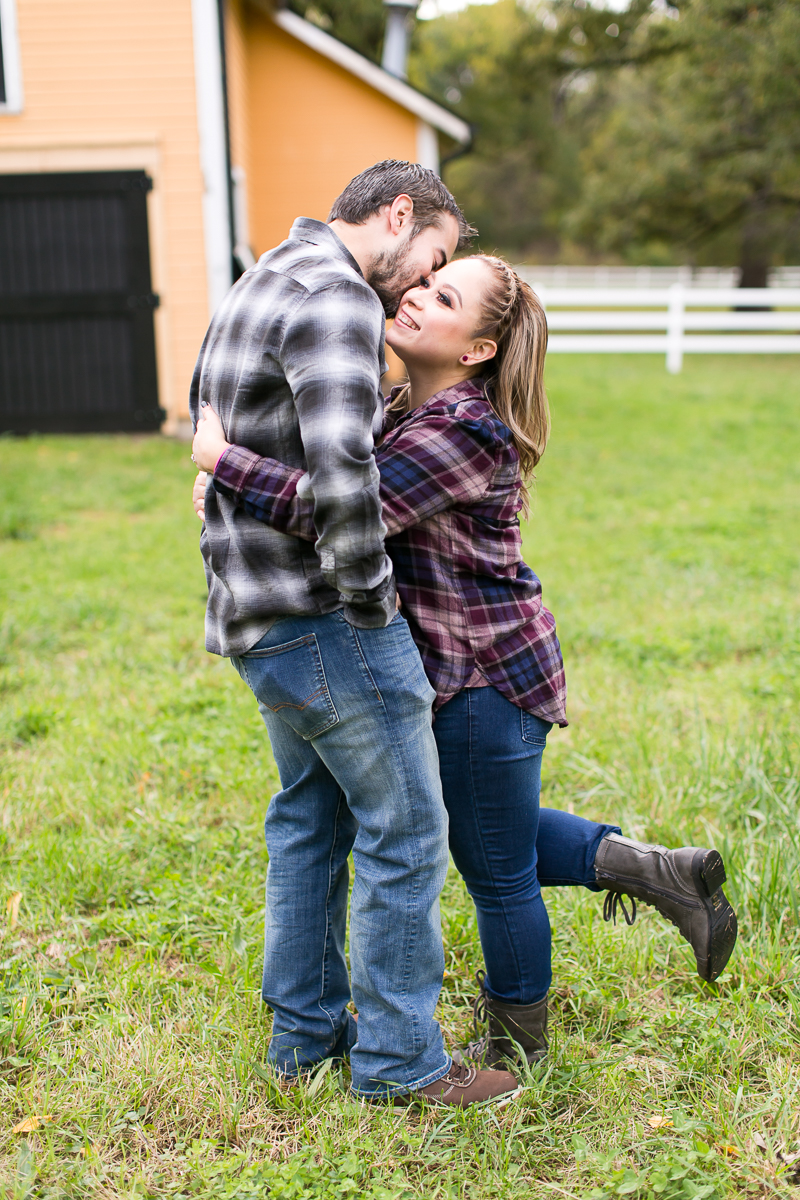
[[341, 568, 397, 629], [213, 443, 263, 495]]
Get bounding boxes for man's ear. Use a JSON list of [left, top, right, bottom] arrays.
[[387, 193, 415, 236], [463, 339, 498, 367]]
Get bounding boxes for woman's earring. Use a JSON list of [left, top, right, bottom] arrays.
[[461, 355, 469, 362]]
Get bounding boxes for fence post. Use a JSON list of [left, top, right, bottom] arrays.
[[666, 283, 684, 373]]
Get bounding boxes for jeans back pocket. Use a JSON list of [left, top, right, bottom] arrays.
[[236, 633, 339, 740], [521, 709, 551, 746]]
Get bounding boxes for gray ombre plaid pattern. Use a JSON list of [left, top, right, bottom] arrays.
[[189, 218, 395, 657]]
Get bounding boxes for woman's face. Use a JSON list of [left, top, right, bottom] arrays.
[[386, 258, 496, 372]]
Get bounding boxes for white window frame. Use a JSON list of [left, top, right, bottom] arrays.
[[0, 0, 23, 114]]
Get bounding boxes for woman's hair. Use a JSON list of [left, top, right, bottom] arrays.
[[471, 255, 550, 489]]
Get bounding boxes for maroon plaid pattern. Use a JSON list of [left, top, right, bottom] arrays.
[[214, 377, 567, 725]]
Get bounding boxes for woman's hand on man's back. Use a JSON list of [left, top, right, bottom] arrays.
[[193, 471, 208, 521]]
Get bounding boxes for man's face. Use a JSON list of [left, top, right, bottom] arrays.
[[365, 214, 461, 318]]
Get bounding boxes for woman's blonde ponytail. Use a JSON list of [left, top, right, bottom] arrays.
[[472, 256, 550, 507]]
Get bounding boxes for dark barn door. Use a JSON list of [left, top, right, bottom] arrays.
[[0, 171, 164, 434]]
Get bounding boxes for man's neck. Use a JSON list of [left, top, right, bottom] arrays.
[[327, 219, 373, 278], [404, 364, 475, 411]]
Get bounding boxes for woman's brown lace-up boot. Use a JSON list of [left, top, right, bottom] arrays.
[[459, 972, 548, 1069], [594, 833, 738, 982]]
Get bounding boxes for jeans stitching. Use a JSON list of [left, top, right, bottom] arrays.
[[317, 787, 349, 1041], [305, 640, 340, 738], [521, 708, 548, 745], [348, 622, 436, 1061], [352, 1055, 453, 1099], [266, 684, 329, 714], [240, 633, 317, 658], [236, 656, 253, 693], [348, 626, 383, 704], [466, 690, 527, 997], [242, 634, 339, 739]]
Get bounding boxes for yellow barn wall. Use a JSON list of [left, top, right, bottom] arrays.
[[244, 11, 419, 256], [0, 0, 210, 426], [226, 0, 253, 253]]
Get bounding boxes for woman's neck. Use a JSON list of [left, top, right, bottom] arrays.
[[404, 363, 477, 411]]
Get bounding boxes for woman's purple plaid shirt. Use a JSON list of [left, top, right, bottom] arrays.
[[213, 377, 567, 726]]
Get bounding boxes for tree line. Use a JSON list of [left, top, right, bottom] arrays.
[[291, 0, 800, 278]]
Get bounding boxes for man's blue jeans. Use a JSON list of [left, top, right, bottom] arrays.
[[232, 610, 450, 1097], [434, 686, 621, 1006]]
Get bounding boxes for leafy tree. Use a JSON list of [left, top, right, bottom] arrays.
[[286, 0, 386, 61], [283, 0, 800, 275], [569, 0, 800, 280], [411, 1, 563, 256], [409, 0, 672, 258]]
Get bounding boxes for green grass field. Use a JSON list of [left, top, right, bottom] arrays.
[[1, 355, 798, 1199]]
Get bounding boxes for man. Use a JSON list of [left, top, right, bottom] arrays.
[[189, 161, 518, 1105]]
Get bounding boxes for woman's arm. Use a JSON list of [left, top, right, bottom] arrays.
[[373, 414, 500, 535], [192, 404, 314, 538], [199, 404, 501, 540], [214, 444, 315, 539]]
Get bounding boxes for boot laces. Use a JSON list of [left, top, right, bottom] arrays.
[[463, 1033, 488, 1062], [472, 969, 489, 1032], [462, 970, 492, 1065], [603, 891, 638, 926], [439, 1061, 478, 1091]]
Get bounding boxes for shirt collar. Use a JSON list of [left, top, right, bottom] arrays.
[[389, 376, 487, 415], [289, 217, 364, 279]]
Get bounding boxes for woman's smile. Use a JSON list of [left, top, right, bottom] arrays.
[[386, 258, 496, 378], [395, 306, 420, 331]]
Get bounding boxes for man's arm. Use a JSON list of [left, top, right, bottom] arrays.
[[280, 280, 394, 628]]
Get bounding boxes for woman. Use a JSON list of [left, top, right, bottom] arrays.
[[192, 255, 737, 1068]]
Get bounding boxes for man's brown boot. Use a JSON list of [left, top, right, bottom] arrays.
[[414, 1060, 520, 1107], [460, 972, 548, 1069], [594, 833, 738, 982]]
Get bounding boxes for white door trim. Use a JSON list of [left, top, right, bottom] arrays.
[[0, 0, 24, 114], [191, 0, 233, 317], [416, 120, 439, 174]]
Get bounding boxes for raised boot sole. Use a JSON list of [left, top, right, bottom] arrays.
[[596, 838, 739, 983], [691, 849, 738, 982]]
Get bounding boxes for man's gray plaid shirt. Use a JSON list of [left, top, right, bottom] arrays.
[[189, 218, 396, 657]]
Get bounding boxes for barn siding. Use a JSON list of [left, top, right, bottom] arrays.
[[0, 0, 209, 425], [244, 10, 418, 256]]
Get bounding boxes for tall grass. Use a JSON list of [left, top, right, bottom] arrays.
[[1, 356, 798, 1198]]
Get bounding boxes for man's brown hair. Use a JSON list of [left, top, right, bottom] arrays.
[[328, 160, 476, 250]]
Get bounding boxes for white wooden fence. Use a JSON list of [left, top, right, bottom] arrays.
[[523, 285, 800, 373], [516, 265, 800, 289]]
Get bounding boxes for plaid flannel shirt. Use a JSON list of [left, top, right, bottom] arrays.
[[213, 377, 567, 725], [188, 218, 394, 658]]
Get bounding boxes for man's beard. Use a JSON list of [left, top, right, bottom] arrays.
[[364, 242, 421, 318]]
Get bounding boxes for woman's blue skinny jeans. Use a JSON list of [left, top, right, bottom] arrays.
[[434, 685, 621, 1006]]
